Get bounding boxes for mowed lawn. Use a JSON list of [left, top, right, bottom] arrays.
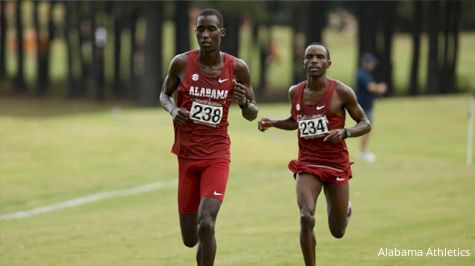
[[0, 95, 474, 266]]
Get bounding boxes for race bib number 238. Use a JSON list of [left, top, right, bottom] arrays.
[[298, 116, 329, 138], [189, 101, 223, 126]]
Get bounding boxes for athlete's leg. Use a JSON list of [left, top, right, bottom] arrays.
[[178, 158, 200, 247], [324, 183, 350, 238], [296, 173, 324, 266], [196, 160, 228, 266], [179, 213, 198, 247], [196, 197, 221, 266]]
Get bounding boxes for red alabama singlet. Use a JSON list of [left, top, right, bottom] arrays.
[[288, 79, 352, 184], [172, 50, 235, 161]]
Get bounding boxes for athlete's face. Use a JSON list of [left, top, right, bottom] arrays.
[[195, 15, 225, 52], [303, 45, 331, 78]]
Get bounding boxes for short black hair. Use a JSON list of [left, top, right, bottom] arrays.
[[197, 9, 224, 28], [307, 42, 331, 60]]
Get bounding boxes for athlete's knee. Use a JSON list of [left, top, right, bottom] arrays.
[[179, 213, 199, 247], [330, 226, 346, 239], [329, 215, 348, 239], [300, 212, 315, 231], [182, 237, 198, 248], [198, 217, 215, 238]]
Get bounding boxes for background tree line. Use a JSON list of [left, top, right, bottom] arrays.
[[0, 0, 471, 106]]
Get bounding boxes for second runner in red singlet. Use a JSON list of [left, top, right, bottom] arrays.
[[257, 43, 371, 266], [288, 79, 352, 185]]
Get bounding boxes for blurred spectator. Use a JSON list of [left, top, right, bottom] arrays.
[[356, 52, 387, 162]]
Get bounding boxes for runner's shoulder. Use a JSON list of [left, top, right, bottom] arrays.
[[233, 57, 250, 73], [288, 83, 301, 100], [334, 79, 356, 99], [169, 53, 189, 75]]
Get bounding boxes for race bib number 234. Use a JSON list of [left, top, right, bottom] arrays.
[[298, 116, 329, 138]]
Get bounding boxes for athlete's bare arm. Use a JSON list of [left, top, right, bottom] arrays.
[[338, 82, 371, 136], [324, 81, 371, 143], [233, 58, 258, 121], [258, 85, 298, 131], [160, 54, 190, 125]]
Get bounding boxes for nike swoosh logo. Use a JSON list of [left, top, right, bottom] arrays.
[[213, 191, 224, 196], [316, 105, 325, 110], [218, 78, 228, 83], [336, 177, 345, 182]]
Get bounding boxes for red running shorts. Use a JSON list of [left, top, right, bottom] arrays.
[[288, 160, 352, 185], [177, 157, 229, 214]]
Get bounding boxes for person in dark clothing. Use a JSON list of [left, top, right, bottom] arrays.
[[355, 52, 386, 162]]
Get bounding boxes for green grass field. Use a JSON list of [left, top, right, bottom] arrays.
[[1, 95, 474, 266]]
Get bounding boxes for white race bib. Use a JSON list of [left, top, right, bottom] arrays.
[[189, 101, 223, 126], [298, 116, 329, 138]]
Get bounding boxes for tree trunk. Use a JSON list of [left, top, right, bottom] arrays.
[[221, 13, 240, 56], [356, 2, 397, 95], [129, 6, 138, 85], [291, 4, 306, 84], [91, 1, 105, 101], [426, 1, 441, 94], [44, 1, 54, 90], [0, 0, 6, 79], [439, 0, 451, 93], [15, 0, 25, 92], [138, 2, 162, 106], [34, 1, 53, 95], [305, 1, 327, 44], [76, 2, 89, 94], [174, 1, 190, 54], [113, 5, 123, 96], [64, 1, 78, 97], [357, 2, 376, 57], [446, 0, 461, 93], [378, 1, 397, 96], [257, 25, 269, 96], [33, 1, 40, 84], [357, 1, 378, 65], [251, 23, 264, 96], [256, 1, 281, 96], [409, 0, 422, 96]]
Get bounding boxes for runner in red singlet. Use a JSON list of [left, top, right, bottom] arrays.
[[160, 9, 258, 266], [258, 43, 371, 266]]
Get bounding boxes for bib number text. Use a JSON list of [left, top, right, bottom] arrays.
[[298, 116, 329, 138], [190, 101, 223, 126]]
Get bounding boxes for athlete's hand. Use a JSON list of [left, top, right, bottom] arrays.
[[232, 79, 248, 106], [170, 107, 189, 125], [323, 128, 345, 143], [258, 118, 274, 132]]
